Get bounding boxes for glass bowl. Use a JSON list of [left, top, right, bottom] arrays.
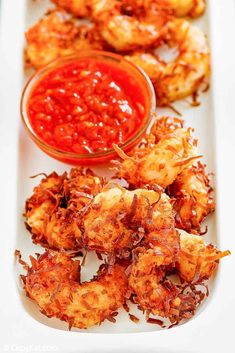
[[21, 51, 156, 165]]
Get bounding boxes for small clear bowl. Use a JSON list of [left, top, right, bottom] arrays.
[[21, 51, 156, 165]]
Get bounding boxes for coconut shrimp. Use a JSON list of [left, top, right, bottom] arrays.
[[92, 0, 170, 52], [177, 232, 230, 283], [25, 10, 106, 69], [129, 229, 204, 324], [21, 251, 128, 329], [83, 183, 173, 255], [129, 229, 230, 324], [114, 125, 199, 189], [144, 116, 214, 232], [126, 18, 210, 105], [141, 116, 214, 232], [25, 168, 104, 250], [168, 163, 215, 233]]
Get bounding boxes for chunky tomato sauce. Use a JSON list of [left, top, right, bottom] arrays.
[[27, 59, 148, 154]]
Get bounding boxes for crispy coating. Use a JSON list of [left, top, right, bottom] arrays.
[[168, 163, 215, 233], [114, 125, 199, 189], [129, 229, 200, 323], [25, 10, 106, 69], [23, 251, 128, 329], [126, 18, 210, 106], [25, 168, 104, 250], [98, 15, 167, 52], [142, 116, 214, 232], [83, 183, 173, 254], [177, 232, 230, 283], [146, 117, 215, 233], [129, 229, 230, 324], [93, 0, 170, 52], [54, 1, 171, 53], [127, 196, 185, 322]]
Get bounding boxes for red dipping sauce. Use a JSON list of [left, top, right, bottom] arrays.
[[22, 52, 155, 164]]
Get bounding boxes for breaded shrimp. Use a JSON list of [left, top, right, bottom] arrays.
[[25, 10, 105, 69], [145, 117, 214, 232], [168, 163, 215, 233], [177, 232, 230, 283], [88, 0, 172, 52], [99, 16, 167, 52], [83, 183, 173, 254], [126, 18, 210, 105], [123, 193, 189, 323], [129, 228, 204, 324], [114, 126, 199, 189], [25, 168, 104, 250], [25, 171, 67, 246], [22, 251, 128, 329], [129, 228, 230, 324]]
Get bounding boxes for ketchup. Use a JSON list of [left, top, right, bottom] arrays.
[[27, 59, 148, 154]]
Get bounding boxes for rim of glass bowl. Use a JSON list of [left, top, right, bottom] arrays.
[[20, 50, 156, 160]]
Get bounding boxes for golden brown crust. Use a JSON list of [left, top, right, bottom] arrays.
[[25, 168, 105, 250], [83, 185, 173, 255], [23, 251, 128, 329], [25, 9, 106, 69], [177, 232, 230, 283], [127, 18, 210, 106], [167, 162, 215, 233], [128, 229, 200, 324], [114, 125, 199, 189]]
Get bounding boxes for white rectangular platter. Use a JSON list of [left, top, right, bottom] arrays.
[[0, 0, 235, 352]]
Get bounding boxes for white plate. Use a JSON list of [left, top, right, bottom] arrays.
[[0, 0, 235, 352]]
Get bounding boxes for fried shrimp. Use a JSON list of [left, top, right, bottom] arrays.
[[25, 168, 104, 250], [98, 16, 166, 52], [91, 0, 170, 52], [51, 0, 171, 52], [168, 163, 214, 233], [177, 232, 230, 283], [22, 251, 128, 329], [124, 190, 189, 322], [83, 183, 173, 255], [25, 10, 105, 69], [114, 125, 199, 189], [128, 229, 205, 324], [129, 229, 230, 324], [126, 18, 210, 105], [140, 116, 214, 232]]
